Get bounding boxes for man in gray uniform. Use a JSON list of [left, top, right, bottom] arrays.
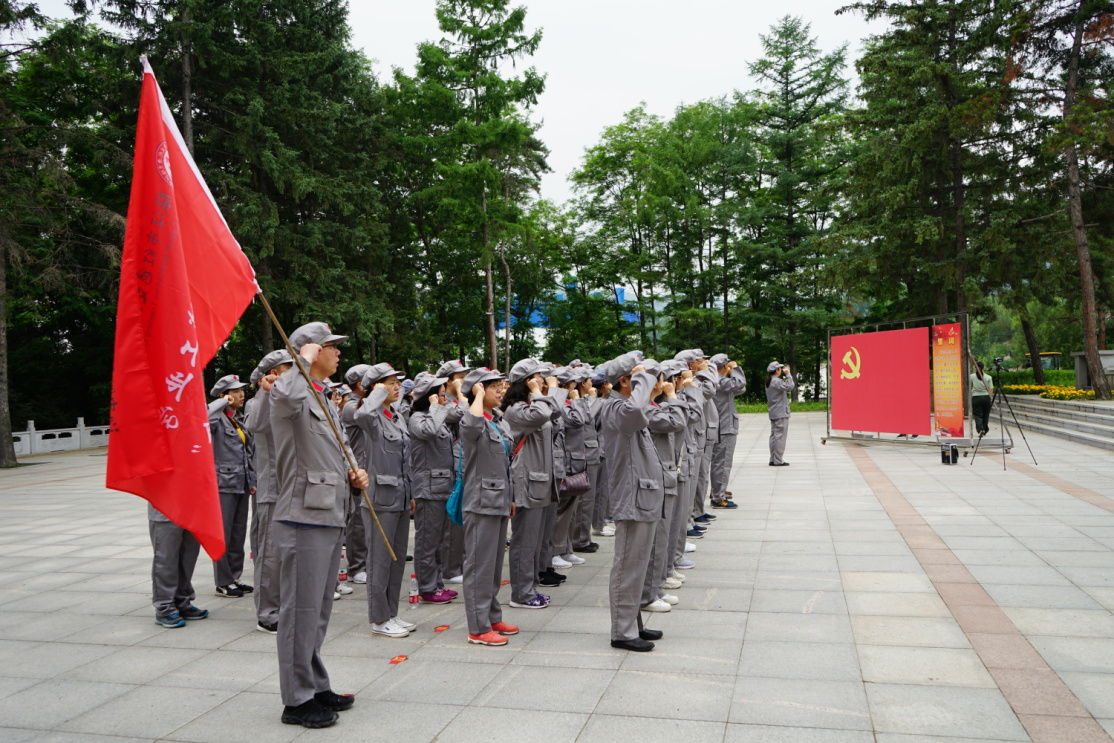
[[709, 353, 746, 509], [244, 350, 293, 633], [340, 364, 371, 585], [436, 359, 472, 584], [569, 365, 602, 553], [148, 504, 208, 628], [602, 353, 666, 652], [689, 350, 719, 523], [209, 374, 257, 597], [270, 322, 368, 728], [766, 361, 794, 466]]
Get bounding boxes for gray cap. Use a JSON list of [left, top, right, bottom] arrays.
[[435, 359, 472, 378], [463, 367, 505, 390], [640, 358, 662, 377], [710, 353, 730, 369], [250, 349, 293, 385], [509, 358, 546, 383], [592, 363, 610, 387], [338, 384, 352, 397], [289, 322, 348, 352], [567, 358, 584, 368], [211, 374, 247, 397], [630, 350, 645, 362], [554, 366, 579, 385], [344, 364, 371, 388], [767, 361, 786, 373], [607, 353, 642, 384], [660, 359, 687, 379], [400, 379, 415, 396], [363, 362, 406, 386], [411, 371, 449, 401]]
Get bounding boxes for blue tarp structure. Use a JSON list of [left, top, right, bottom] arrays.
[[498, 284, 640, 330]]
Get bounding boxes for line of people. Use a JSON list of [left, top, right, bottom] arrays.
[[146, 320, 799, 728]]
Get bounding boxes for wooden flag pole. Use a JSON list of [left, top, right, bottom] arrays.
[[256, 292, 397, 562]]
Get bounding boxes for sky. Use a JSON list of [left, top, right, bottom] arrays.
[[33, 0, 884, 205]]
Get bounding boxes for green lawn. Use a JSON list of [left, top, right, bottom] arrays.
[[737, 401, 828, 414]]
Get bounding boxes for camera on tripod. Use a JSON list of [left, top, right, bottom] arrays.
[[993, 357, 1005, 367]]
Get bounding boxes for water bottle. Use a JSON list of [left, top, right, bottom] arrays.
[[408, 574, 419, 609]]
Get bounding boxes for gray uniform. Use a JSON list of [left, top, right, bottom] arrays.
[[554, 398, 590, 556], [353, 387, 411, 624], [767, 372, 795, 465], [570, 396, 603, 549], [505, 389, 566, 604], [692, 370, 719, 520], [441, 391, 467, 581], [710, 368, 747, 500], [644, 397, 686, 605], [539, 406, 566, 571], [244, 393, 280, 625], [460, 408, 514, 634], [340, 402, 368, 578], [209, 399, 256, 587], [601, 371, 665, 642], [409, 401, 465, 595], [270, 362, 352, 708], [673, 384, 707, 566], [148, 504, 201, 619]]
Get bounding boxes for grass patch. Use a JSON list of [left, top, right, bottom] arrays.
[[737, 401, 828, 414]]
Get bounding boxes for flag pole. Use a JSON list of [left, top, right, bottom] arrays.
[[256, 291, 397, 562]]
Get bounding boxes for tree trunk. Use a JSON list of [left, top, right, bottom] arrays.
[[1064, 10, 1110, 399], [181, 8, 194, 154], [499, 241, 512, 371], [482, 186, 497, 369], [257, 258, 273, 354], [1021, 315, 1045, 386], [1099, 307, 1107, 351], [0, 227, 16, 467]]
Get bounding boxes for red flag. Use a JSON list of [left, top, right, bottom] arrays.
[[830, 327, 932, 436], [106, 58, 258, 559]]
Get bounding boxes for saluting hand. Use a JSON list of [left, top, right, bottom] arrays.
[[569, 389, 580, 400], [662, 381, 676, 397], [527, 377, 542, 394], [428, 394, 439, 405], [728, 361, 738, 370], [681, 369, 694, 379], [350, 469, 369, 490], [259, 372, 278, 392], [545, 376, 559, 390], [587, 387, 598, 397], [301, 343, 323, 363], [451, 378, 464, 397]]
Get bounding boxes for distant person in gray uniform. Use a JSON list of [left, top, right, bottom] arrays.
[[147, 503, 208, 628], [409, 370, 464, 604], [602, 352, 666, 652], [340, 364, 371, 586], [643, 359, 687, 613], [353, 362, 412, 639], [244, 349, 293, 634], [209, 374, 257, 598], [270, 321, 368, 729], [435, 359, 472, 586], [766, 361, 794, 467], [552, 365, 592, 566], [459, 367, 521, 645], [569, 363, 603, 554], [709, 353, 745, 509]]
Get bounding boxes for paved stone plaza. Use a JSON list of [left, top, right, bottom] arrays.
[[2, 411, 1114, 742]]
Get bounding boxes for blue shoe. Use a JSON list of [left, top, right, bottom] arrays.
[[156, 613, 186, 629], [676, 558, 696, 570], [686, 528, 704, 539], [693, 523, 707, 531], [701, 513, 717, 521], [694, 515, 712, 524], [180, 605, 209, 620], [711, 499, 738, 509]]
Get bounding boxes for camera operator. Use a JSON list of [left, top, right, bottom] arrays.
[[969, 354, 994, 438]]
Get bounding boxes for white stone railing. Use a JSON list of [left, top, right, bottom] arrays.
[[13, 419, 109, 457]]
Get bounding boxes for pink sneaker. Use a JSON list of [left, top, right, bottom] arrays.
[[442, 588, 459, 598], [420, 591, 453, 604]]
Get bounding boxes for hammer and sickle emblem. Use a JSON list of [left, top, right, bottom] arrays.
[[840, 347, 862, 380]]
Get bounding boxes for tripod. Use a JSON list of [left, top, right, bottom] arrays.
[[970, 361, 1037, 470]]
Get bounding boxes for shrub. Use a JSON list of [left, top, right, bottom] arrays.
[[997, 369, 1074, 386]]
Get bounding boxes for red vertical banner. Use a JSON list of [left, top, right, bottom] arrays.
[[931, 323, 964, 437], [830, 328, 932, 435]]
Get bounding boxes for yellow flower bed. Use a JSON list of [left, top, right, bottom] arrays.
[[1002, 384, 1046, 395], [1003, 384, 1095, 400]]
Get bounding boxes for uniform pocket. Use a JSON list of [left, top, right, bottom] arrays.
[[304, 470, 339, 510], [479, 477, 507, 510], [309, 406, 330, 435], [216, 464, 241, 492], [662, 464, 678, 490], [429, 468, 452, 495], [635, 477, 660, 511], [373, 473, 402, 508]]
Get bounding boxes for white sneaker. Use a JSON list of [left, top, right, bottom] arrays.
[[352, 571, 367, 584], [660, 593, 679, 606], [333, 591, 341, 601], [663, 577, 683, 589], [336, 583, 353, 595], [392, 616, 415, 630], [562, 553, 586, 565], [642, 598, 672, 613], [684, 541, 696, 553], [551, 555, 573, 570], [601, 523, 616, 537], [446, 574, 463, 584], [371, 620, 409, 637], [671, 570, 686, 583]]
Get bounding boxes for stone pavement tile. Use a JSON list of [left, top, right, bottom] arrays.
[[672, 586, 752, 613], [865, 683, 1028, 740], [409, 630, 536, 665], [1060, 672, 1114, 719], [0, 638, 40, 662], [317, 629, 426, 659], [136, 619, 253, 650], [934, 582, 994, 608], [1029, 636, 1114, 674], [758, 554, 840, 572], [940, 537, 1027, 552], [836, 556, 924, 574], [753, 572, 843, 592], [729, 676, 871, 730], [642, 608, 747, 639], [0, 679, 134, 730], [988, 668, 1090, 717], [595, 670, 733, 722], [1016, 714, 1112, 743], [4, 642, 119, 679], [1002, 607, 1114, 638], [579, 715, 725, 743], [294, 699, 460, 742], [950, 549, 1052, 567], [851, 616, 970, 648], [432, 707, 586, 743], [62, 646, 209, 685], [1083, 587, 1114, 611], [748, 589, 847, 615], [0, 612, 111, 642], [949, 605, 1017, 635], [840, 573, 934, 594], [910, 548, 962, 565], [22, 732, 158, 743], [983, 583, 1104, 610], [833, 541, 915, 557], [724, 724, 872, 742], [57, 684, 236, 738], [1037, 551, 1114, 568], [739, 640, 861, 681], [669, 568, 756, 588], [0, 728, 39, 743], [366, 658, 501, 706], [921, 564, 978, 584], [620, 634, 742, 676], [244, 653, 394, 697], [510, 631, 626, 670], [965, 565, 1073, 587], [968, 633, 1048, 670], [744, 612, 853, 645], [843, 592, 949, 618], [471, 664, 614, 713], [72, 592, 155, 617], [162, 690, 297, 743], [858, 645, 995, 688], [0, 676, 41, 700], [56, 615, 168, 647], [1021, 537, 1109, 552], [150, 648, 279, 691], [536, 605, 610, 634], [1058, 567, 1114, 587]]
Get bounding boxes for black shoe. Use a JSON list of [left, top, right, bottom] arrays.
[[180, 605, 208, 620], [540, 569, 567, 583], [406, 555, 413, 562], [639, 628, 663, 641], [215, 584, 244, 598], [281, 699, 338, 728], [573, 544, 599, 553], [611, 638, 655, 652], [256, 621, 278, 635], [770, 462, 789, 467], [314, 690, 355, 712], [234, 582, 254, 594], [538, 574, 562, 587]]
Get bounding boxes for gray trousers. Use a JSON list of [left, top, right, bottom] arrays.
[[570, 462, 601, 549], [462, 511, 508, 635], [692, 440, 714, 520], [413, 499, 448, 595], [253, 501, 281, 625], [641, 504, 671, 606], [443, 520, 464, 579], [710, 432, 737, 500], [770, 417, 789, 464], [538, 500, 558, 570], [552, 485, 582, 558], [593, 459, 610, 530], [273, 522, 343, 707], [509, 505, 544, 603], [149, 520, 200, 618], [214, 489, 250, 586], [344, 492, 368, 575], [669, 478, 691, 568], [610, 519, 656, 641], [363, 508, 409, 624]]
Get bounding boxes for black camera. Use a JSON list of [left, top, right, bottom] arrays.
[[993, 357, 1005, 365]]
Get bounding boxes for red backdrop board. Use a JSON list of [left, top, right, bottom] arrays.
[[831, 327, 932, 435]]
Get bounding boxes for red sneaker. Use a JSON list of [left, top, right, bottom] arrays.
[[491, 621, 519, 635], [468, 631, 508, 646], [420, 591, 453, 604]]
